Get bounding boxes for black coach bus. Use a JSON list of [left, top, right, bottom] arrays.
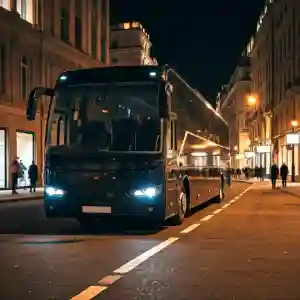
[[26, 65, 229, 226]]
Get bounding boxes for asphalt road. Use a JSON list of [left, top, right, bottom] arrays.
[[1, 181, 300, 299]]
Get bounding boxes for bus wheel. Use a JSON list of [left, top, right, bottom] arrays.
[[173, 191, 188, 225]]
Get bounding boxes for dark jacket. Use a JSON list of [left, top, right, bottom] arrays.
[[280, 165, 288, 178], [28, 164, 38, 182], [271, 164, 279, 179]]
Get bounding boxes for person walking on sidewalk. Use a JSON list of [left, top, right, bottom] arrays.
[[280, 163, 289, 188], [270, 163, 279, 189], [225, 165, 231, 187], [28, 161, 38, 192], [10, 157, 20, 194]]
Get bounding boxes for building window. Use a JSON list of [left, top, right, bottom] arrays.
[[60, 7, 69, 43], [0, 44, 5, 94], [21, 56, 28, 101], [101, 0, 107, 64], [16, 131, 34, 187], [74, 0, 82, 50], [91, 20, 97, 58], [50, 1, 55, 36], [17, 0, 33, 24], [0, 129, 6, 188], [91, 1, 98, 58], [75, 16, 82, 49], [0, 0, 10, 10], [101, 39, 106, 63]]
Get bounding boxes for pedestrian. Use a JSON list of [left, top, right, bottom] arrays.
[[260, 165, 265, 181], [28, 161, 38, 192], [10, 157, 20, 194], [280, 163, 288, 187], [270, 163, 279, 189], [225, 165, 231, 187], [255, 165, 259, 180]]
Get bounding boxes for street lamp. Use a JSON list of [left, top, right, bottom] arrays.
[[291, 120, 298, 127], [291, 119, 298, 182], [247, 95, 257, 106]]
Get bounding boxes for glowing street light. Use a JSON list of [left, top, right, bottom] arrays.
[[291, 120, 298, 127], [247, 95, 257, 106]]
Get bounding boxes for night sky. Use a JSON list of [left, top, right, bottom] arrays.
[[110, 0, 265, 105]]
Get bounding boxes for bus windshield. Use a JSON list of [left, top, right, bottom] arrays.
[[48, 82, 162, 152]]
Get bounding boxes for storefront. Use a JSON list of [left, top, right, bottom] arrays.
[[16, 131, 35, 187], [277, 133, 299, 179], [0, 129, 7, 188]]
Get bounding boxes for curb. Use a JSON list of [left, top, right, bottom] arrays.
[[0, 195, 43, 204]]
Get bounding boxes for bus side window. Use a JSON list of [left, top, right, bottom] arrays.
[[173, 120, 177, 150], [170, 119, 177, 150], [57, 116, 66, 145]]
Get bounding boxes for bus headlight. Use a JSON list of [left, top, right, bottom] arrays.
[[45, 186, 65, 197], [130, 185, 162, 198]]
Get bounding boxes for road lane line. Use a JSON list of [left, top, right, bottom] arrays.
[[70, 185, 254, 299], [213, 208, 223, 215], [113, 237, 179, 274], [98, 275, 122, 285], [71, 286, 107, 300], [201, 214, 213, 221], [180, 223, 200, 234], [222, 203, 230, 209]]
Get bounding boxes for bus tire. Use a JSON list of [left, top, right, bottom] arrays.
[[173, 190, 188, 225], [215, 189, 225, 203]]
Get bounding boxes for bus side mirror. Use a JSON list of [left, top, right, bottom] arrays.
[[26, 87, 53, 121]]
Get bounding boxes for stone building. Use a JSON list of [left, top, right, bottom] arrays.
[[110, 21, 157, 66], [246, 0, 300, 179], [217, 56, 252, 169], [0, 0, 110, 188]]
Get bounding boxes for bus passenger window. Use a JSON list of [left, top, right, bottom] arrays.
[[57, 116, 66, 145], [170, 121, 174, 150], [173, 120, 177, 150]]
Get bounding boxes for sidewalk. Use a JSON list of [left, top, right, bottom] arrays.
[[0, 188, 44, 203]]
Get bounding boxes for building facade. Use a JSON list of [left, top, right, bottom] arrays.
[[246, 0, 300, 179], [110, 21, 157, 66], [0, 0, 110, 189], [217, 56, 252, 170]]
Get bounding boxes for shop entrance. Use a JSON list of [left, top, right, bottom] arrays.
[[16, 131, 34, 187], [0, 130, 6, 188]]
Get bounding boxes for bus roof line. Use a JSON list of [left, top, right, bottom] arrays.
[[165, 67, 228, 126]]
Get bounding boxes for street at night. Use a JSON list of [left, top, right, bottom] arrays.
[[1, 182, 300, 299], [1, 0, 300, 299]]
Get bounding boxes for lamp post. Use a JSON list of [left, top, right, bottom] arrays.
[[291, 120, 298, 182]]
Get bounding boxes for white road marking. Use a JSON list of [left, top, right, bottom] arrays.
[[213, 208, 223, 215], [71, 286, 107, 300], [113, 237, 179, 274], [98, 275, 122, 285], [201, 214, 213, 222], [180, 223, 200, 234], [222, 203, 230, 209], [70, 185, 254, 299]]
